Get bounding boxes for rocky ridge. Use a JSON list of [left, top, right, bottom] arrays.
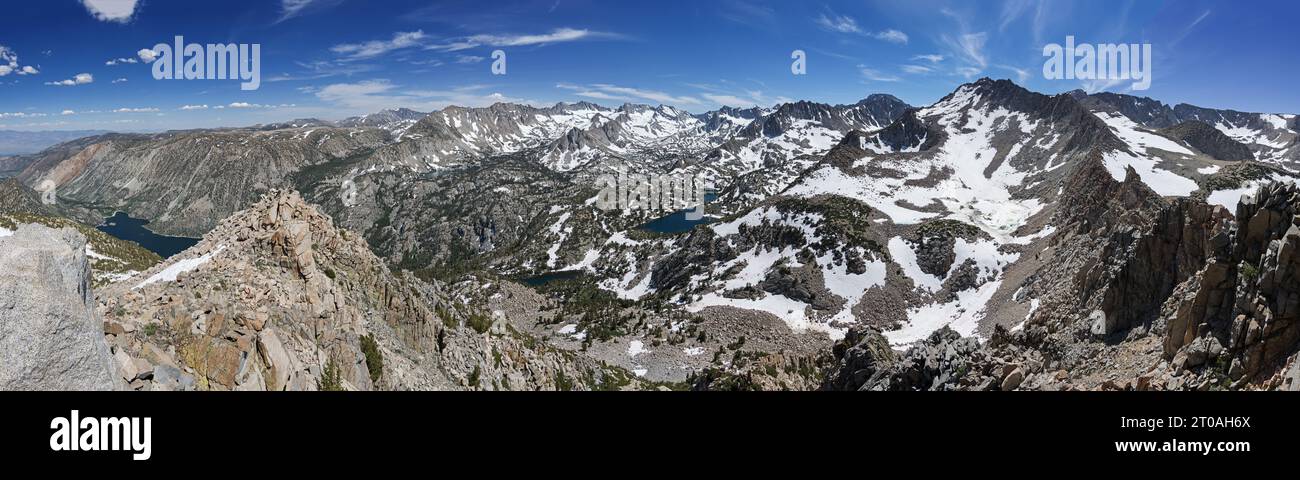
[[97, 189, 644, 390]]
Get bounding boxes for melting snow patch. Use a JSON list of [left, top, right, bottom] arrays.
[[885, 279, 1001, 347], [1096, 112, 1194, 155], [627, 340, 646, 357], [1207, 174, 1297, 210], [134, 245, 225, 290], [888, 237, 944, 292], [1101, 150, 1198, 197]]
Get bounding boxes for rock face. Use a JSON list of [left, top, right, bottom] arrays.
[[0, 224, 120, 390], [98, 189, 639, 391], [1161, 181, 1300, 385], [823, 325, 1060, 391], [1160, 121, 1254, 162]]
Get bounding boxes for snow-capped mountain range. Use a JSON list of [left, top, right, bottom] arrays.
[[11, 77, 1300, 350]]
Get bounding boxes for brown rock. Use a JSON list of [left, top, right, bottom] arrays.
[[204, 342, 244, 389]]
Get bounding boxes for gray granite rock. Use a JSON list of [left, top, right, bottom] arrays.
[[0, 224, 121, 390]]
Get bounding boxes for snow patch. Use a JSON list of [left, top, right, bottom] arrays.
[[134, 245, 225, 290]]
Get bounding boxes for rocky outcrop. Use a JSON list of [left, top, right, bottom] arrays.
[[0, 224, 120, 390], [1032, 150, 1229, 339], [1161, 182, 1300, 385], [1160, 120, 1254, 161], [99, 189, 638, 391], [823, 325, 1063, 391]]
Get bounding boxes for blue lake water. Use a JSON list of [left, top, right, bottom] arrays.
[[636, 192, 719, 234], [637, 210, 717, 234], [97, 212, 200, 258]]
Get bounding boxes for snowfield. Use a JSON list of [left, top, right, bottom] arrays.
[[134, 245, 225, 290]]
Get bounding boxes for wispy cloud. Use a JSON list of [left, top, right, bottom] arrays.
[[112, 107, 159, 113], [912, 54, 944, 64], [426, 28, 618, 52], [944, 32, 988, 68], [1168, 9, 1212, 48], [179, 105, 209, 110], [557, 83, 703, 106], [227, 102, 295, 109], [858, 66, 900, 82], [816, 11, 863, 34], [938, 7, 990, 76], [332, 31, 428, 60], [815, 10, 908, 44], [901, 64, 934, 74], [266, 61, 377, 83], [998, 0, 1036, 32], [0, 112, 48, 119], [278, 0, 345, 23], [315, 79, 529, 113], [717, 0, 776, 27], [105, 57, 138, 66], [998, 65, 1030, 83], [873, 29, 909, 45]]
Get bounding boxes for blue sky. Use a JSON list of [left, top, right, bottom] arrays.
[[1, 0, 1296, 131]]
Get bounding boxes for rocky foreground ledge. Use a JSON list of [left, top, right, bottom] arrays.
[[0, 224, 121, 390]]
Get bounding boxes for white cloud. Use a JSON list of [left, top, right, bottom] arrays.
[[858, 66, 900, 82], [426, 28, 616, 52], [0, 112, 48, 119], [113, 107, 159, 113], [815, 12, 906, 44], [80, 0, 139, 23], [701, 93, 759, 108], [45, 73, 94, 86], [999, 0, 1037, 32], [942, 32, 989, 69], [815, 12, 862, 34], [61, 110, 76, 115], [315, 79, 530, 113], [913, 54, 944, 63], [998, 65, 1031, 83], [106, 57, 138, 66], [331, 31, 428, 60], [0, 45, 38, 77], [179, 105, 209, 110], [112, 78, 128, 83], [226, 102, 295, 109], [455, 55, 486, 64], [901, 64, 933, 74], [573, 90, 632, 101], [557, 83, 702, 106], [955, 66, 983, 78], [278, 0, 344, 23], [137, 48, 159, 63], [873, 29, 909, 45]]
